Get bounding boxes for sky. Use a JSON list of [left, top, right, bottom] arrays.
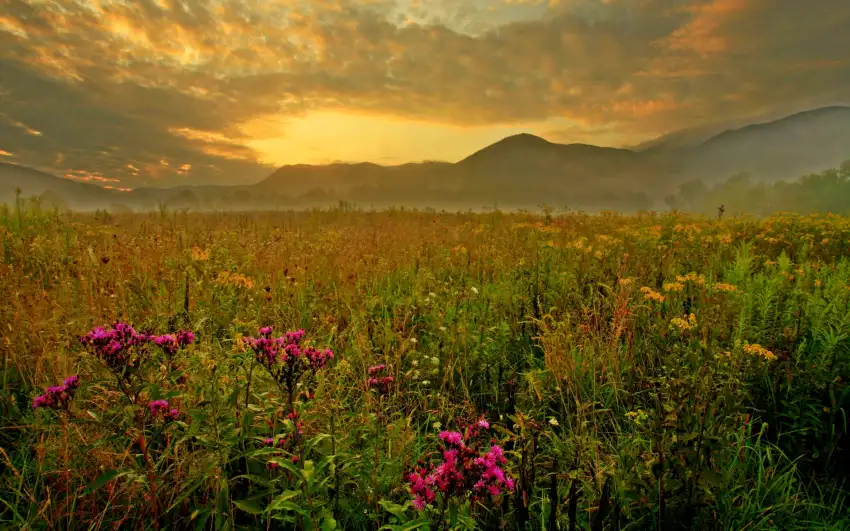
[[1, 0, 849, 189]]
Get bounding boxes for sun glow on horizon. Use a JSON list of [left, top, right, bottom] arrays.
[[241, 110, 634, 167]]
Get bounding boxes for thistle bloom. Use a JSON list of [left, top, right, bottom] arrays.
[[244, 326, 334, 382], [367, 364, 394, 394], [80, 322, 148, 370], [33, 375, 81, 410], [148, 399, 179, 421], [407, 425, 514, 510], [438, 431, 464, 448], [152, 330, 196, 356], [367, 364, 386, 375]]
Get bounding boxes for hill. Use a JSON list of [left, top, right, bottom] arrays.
[[3, 106, 850, 212], [683, 106, 850, 182], [0, 163, 123, 209]]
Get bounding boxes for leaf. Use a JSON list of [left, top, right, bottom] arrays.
[[266, 490, 301, 512], [320, 517, 338, 531], [192, 509, 211, 531], [268, 500, 308, 516], [84, 469, 128, 494], [379, 499, 412, 519], [233, 499, 264, 515]]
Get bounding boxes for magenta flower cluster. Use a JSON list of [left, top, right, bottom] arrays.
[[367, 364, 394, 395], [80, 322, 196, 369], [33, 375, 81, 410], [148, 399, 180, 421], [244, 326, 334, 385], [406, 422, 514, 511], [150, 330, 196, 356], [80, 322, 149, 370]]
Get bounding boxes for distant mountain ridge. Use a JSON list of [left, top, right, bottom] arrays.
[[2, 106, 850, 211]]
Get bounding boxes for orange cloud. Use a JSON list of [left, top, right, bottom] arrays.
[[62, 170, 121, 184], [667, 0, 753, 56]]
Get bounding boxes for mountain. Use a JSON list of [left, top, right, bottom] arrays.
[[3, 106, 850, 212], [682, 106, 850, 182], [0, 162, 125, 209]]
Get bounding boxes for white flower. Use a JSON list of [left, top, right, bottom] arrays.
[[421, 380, 430, 386], [549, 418, 559, 427], [429, 292, 437, 298], [432, 421, 442, 430], [411, 359, 419, 366], [439, 326, 447, 332], [430, 356, 439, 366], [471, 286, 479, 294], [410, 338, 418, 344]]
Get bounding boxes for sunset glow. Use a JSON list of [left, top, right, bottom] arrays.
[[0, 0, 848, 188]]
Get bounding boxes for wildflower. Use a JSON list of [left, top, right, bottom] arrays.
[[151, 334, 179, 355], [663, 282, 684, 293], [743, 343, 777, 361], [714, 283, 738, 292], [367, 364, 394, 395], [477, 419, 490, 429], [639, 287, 665, 303], [548, 418, 559, 427], [433, 421, 442, 430], [676, 272, 706, 286], [244, 326, 334, 399], [215, 271, 254, 289], [367, 364, 386, 375], [407, 425, 514, 511], [177, 330, 196, 346], [410, 338, 418, 345], [148, 399, 180, 421], [439, 431, 465, 448], [80, 322, 149, 371], [670, 313, 697, 332], [33, 375, 80, 410], [470, 287, 479, 295], [191, 247, 211, 261]]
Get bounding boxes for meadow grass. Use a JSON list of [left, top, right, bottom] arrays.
[[1, 199, 849, 530]]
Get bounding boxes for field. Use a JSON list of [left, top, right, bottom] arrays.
[[2, 199, 850, 530]]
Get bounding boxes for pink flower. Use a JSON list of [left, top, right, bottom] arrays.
[[33, 376, 80, 410], [438, 431, 464, 448]]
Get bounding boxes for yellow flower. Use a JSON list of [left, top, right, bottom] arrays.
[[676, 272, 706, 286], [663, 282, 684, 293], [714, 283, 738, 292], [743, 343, 776, 361], [640, 287, 665, 303], [191, 246, 211, 261], [215, 271, 255, 289]]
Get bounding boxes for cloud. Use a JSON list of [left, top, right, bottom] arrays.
[[0, 0, 848, 187]]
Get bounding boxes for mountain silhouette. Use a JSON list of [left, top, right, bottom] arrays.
[[683, 106, 850, 182], [2, 106, 849, 211]]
